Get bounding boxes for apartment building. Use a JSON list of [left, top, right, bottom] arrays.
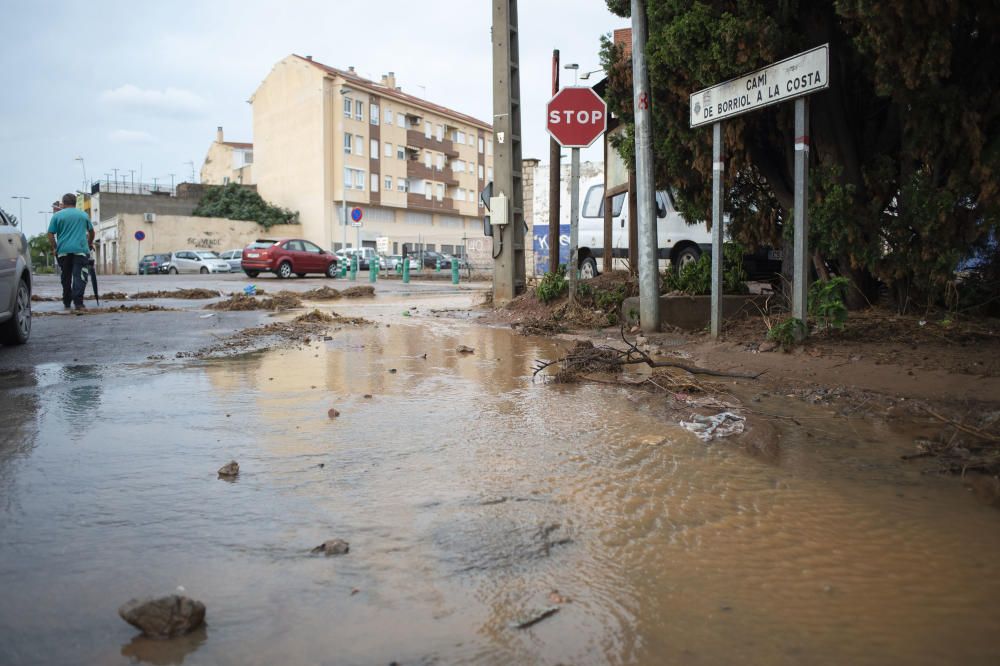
[[250, 54, 493, 257], [200, 127, 254, 186]]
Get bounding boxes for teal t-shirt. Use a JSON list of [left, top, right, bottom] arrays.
[[47, 208, 93, 256]]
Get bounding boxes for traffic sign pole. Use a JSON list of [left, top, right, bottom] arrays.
[[568, 147, 580, 303], [711, 122, 724, 338]]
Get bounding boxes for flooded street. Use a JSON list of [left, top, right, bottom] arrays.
[[2, 299, 999, 665]]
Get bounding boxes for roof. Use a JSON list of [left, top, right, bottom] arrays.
[[221, 141, 253, 149], [290, 54, 492, 131]]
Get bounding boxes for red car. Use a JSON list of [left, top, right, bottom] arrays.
[[241, 238, 339, 279]]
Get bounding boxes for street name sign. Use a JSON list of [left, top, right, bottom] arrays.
[[689, 44, 828, 128], [546, 87, 608, 148]]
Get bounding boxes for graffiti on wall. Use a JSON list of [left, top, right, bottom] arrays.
[[188, 237, 222, 248]]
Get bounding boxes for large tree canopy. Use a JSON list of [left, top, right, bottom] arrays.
[[602, 0, 999, 310]]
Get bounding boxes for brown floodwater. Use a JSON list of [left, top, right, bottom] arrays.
[[1, 302, 999, 665]]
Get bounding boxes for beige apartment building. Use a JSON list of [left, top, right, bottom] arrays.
[[250, 54, 493, 258], [200, 127, 254, 186]]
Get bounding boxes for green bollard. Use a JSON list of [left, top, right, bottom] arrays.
[[350, 254, 358, 281], [451, 258, 459, 285], [402, 257, 410, 284], [435, 258, 441, 273], [369, 257, 378, 283], [339, 260, 347, 278]]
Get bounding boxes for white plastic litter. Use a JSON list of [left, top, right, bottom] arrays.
[[679, 411, 746, 441]]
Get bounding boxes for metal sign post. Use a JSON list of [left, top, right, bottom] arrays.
[[690, 44, 829, 338], [134, 230, 146, 277], [351, 207, 364, 250]]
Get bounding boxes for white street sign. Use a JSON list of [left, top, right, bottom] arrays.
[[689, 44, 829, 128]]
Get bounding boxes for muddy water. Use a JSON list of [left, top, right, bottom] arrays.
[[1, 313, 999, 665]]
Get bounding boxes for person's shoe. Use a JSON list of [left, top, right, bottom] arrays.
[[63, 302, 72, 310], [74, 302, 87, 310]]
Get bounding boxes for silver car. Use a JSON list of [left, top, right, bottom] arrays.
[[219, 249, 243, 272], [0, 207, 31, 345], [167, 250, 232, 274]]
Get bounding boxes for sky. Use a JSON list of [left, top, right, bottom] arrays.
[[1, 0, 628, 239]]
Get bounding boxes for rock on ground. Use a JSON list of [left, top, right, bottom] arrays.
[[118, 595, 206, 639], [217, 460, 239, 477], [457, 345, 475, 354], [311, 539, 350, 555]]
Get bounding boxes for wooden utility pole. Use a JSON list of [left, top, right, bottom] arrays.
[[548, 49, 561, 274], [491, 0, 526, 303]]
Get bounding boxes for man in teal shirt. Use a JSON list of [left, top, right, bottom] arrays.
[[47, 193, 95, 310]]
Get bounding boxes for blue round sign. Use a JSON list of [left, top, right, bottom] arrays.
[[134, 230, 146, 241], [351, 207, 363, 223]]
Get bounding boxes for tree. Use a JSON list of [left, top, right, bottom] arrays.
[[28, 233, 54, 270], [193, 183, 299, 230], [602, 0, 1000, 311]]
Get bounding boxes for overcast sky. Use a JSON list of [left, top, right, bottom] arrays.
[[1, 0, 627, 238]]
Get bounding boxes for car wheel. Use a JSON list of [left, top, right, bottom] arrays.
[[579, 257, 599, 280], [277, 261, 292, 279], [169, 267, 178, 274], [0, 278, 31, 345], [675, 246, 701, 275], [296, 273, 306, 278], [326, 263, 338, 278], [200, 266, 209, 274], [244, 270, 260, 278]]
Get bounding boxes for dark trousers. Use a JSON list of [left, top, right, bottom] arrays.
[[58, 254, 88, 307]]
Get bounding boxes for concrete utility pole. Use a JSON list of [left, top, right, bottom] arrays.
[[710, 123, 724, 337], [568, 147, 580, 303], [792, 98, 810, 325], [548, 49, 561, 274], [491, 0, 526, 303], [631, 0, 660, 332]]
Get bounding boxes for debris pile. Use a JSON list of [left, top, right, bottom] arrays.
[[118, 595, 206, 639], [206, 292, 302, 311], [300, 286, 342, 300], [341, 285, 375, 298]]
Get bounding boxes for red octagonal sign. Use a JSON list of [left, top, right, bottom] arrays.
[[546, 87, 608, 148]]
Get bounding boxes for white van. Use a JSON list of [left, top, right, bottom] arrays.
[[576, 177, 712, 278]]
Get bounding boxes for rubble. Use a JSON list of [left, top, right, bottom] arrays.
[[217, 460, 239, 477]]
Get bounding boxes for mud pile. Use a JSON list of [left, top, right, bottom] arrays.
[[300, 287, 342, 300], [206, 293, 302, 311], [133, 288, 220, 300], [341, 286, 375, 298]]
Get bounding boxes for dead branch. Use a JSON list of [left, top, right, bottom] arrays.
[[919, 405, 1000, 443]]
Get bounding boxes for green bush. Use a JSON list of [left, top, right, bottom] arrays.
[[193, 183, 299, 230], [536, 267, 568, 303], [809, 277, 851, 330], [662, 243, 748, 295], [767, 317, 806, 348]]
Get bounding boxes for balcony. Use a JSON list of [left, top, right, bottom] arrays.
[[407, 161, 459, 186], [406, 130, 459, 157], [407, 193, 457, 214]]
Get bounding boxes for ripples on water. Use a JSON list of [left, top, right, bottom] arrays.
[[0, 320, 998, 665]]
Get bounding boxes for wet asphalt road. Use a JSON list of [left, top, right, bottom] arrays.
[[0, 273, 488, 370]]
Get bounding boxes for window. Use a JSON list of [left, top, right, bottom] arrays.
[[371, 173, 379, 192], [436, 154, 444, 169], [582, 184, 603, 218], [436, 183, 444, 201], [397, 177, 407, 192], [424, 151, 432, 168], [478, 165, 484, 179], [384, 108, 393, 124], [384, 142, 392, 158], [286, 240, 305, 252], [396, 113, 405, 128], [354, 134, 364, 156], [487, 141, 493, 156], [397, 146, 405, 160], [457, 130, 465, 144], [453, 160, 464, 173], [488, 166, 493, 180], [468, 134, 475, 147], [343, 134, 352, 154], [371, 139, 379, 158], [425, 181, 432, 200], [424, 122, 432, 139], [355, 99, 363, 120], [222, 176, 230, 185], [370, 103, 379, 125], [436, 124, 444, 141], [456, 188, 465, 202], [384, 175, 392, 191], [478, 137, 484, 152], [343, 97, 352, 117], [303, 241, 323, 253], [354, 170, 364, 189]]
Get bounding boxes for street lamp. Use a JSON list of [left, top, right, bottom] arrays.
[[11, 195, 29, 229], [563, 63, 579, 86], [579, 68, 604, 81], [74, 156, 88, 192]]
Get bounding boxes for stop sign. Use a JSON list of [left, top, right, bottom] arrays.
[[546, 87, 608, 148]]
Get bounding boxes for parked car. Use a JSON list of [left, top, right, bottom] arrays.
[[336, 247, 380, 270], [167, 250, 232, 274], [0, 206, 31, 345], [440, 253, 469, 269], [138, 253, 171, 275], [241, 238, 339, 279], [218, 249, 244, 272], [384, 254, 420, 271], [419, 251, 450, 269]]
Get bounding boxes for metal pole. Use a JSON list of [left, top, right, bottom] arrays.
[[710, 122, 724, 338], [568, 147, 580, 303], [548, 49, 561, 275], [793, 97, 810, 328], [342, 199, 347, 248], [631, 0, 660, 333]]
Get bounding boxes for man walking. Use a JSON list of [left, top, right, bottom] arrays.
[[47, 193, 94, 310]]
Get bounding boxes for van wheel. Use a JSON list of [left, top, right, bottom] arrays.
[[579, 257, 598, 280], [277, 261, 292, 279], [674, 246, 701, 275]]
